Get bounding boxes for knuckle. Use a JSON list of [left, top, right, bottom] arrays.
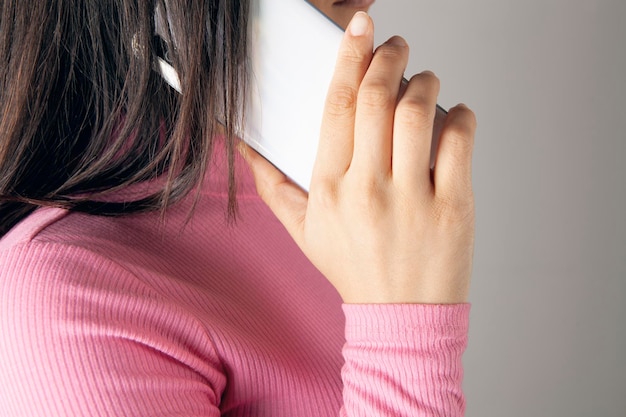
[[355, 175, 385, 197], [409, 71, 441, 95], [430, 192, 475, 228], [353, 179, 389, 216], [311, 179, 340, 210], [358, 81, 396, 110], [375, 42, 408, 60], [351, 195, 383, 224], [396, 96, 434, 127], [445, 118, 475, 153], [325, 85, 358, 117], [413, 70, 440, 87], [451, 104, 478, 133], [340, 43, 370, 65]]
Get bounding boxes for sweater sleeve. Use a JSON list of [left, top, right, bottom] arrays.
[[340, 304, 470, 417], [1, 241, 469, 417], [0, 243, 226, 417]]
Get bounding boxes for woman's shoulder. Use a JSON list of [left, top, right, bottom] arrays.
[[0, 206, 153, 264], [0, 207, 71, 250], [0, 207, 228, 416], [0, 192, 274, 299], [0, 207, 151, 299], [0, 204, 221, 354], [0, 204, 184, 295]]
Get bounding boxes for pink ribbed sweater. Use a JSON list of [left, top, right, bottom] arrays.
[[0, 144, 469, 416]]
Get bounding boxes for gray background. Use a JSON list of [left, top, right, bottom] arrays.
[[370, 1, 626, 416]]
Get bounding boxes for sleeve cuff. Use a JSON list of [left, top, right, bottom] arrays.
[[342, 303, 470, 343]]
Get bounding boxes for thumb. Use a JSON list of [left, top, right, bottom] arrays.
[[237, 141, 308, 244]]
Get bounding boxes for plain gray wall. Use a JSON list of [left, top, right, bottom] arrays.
[[370, 1, 626, 416]]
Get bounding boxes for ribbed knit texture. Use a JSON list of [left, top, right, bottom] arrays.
[[0, 141, 469, 416]]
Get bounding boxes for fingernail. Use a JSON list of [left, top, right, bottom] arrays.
[[349, 12, 369, 37]]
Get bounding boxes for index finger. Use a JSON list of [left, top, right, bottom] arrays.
[[312, 12, 374, 187]]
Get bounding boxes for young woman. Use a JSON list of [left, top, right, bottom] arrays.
[[0, 1, 477, 416]]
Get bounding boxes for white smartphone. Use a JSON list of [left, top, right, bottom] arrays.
[[154, 0, 447, 191]]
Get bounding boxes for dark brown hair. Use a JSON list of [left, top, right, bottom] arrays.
[[0, 0, 249, 237]]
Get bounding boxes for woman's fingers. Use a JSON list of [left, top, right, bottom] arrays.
[[392, 71, 440, 191], [312, 12, 373, 187], [351, 36, 408, 177], [433, 103, 476, 201], [242, 11, 477, 304], [238, 142, 308, 245]]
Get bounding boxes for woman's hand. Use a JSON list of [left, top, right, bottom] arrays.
[[241, 12, 476, 304]]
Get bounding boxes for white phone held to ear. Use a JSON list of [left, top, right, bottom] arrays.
[[153, 0, 447, 191]]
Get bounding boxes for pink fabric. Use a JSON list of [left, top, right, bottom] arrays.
[[0, 142, 469, 416]]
